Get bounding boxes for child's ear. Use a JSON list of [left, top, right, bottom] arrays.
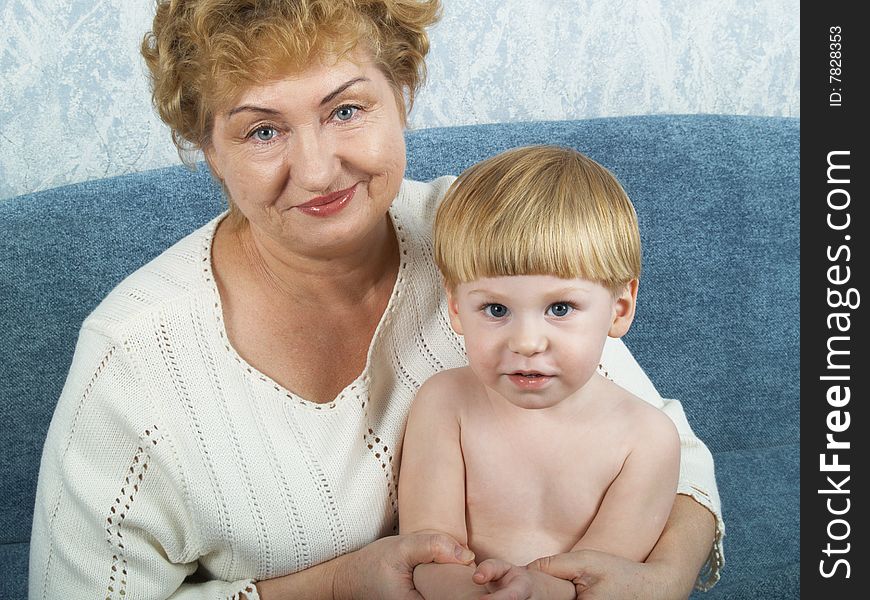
[[446, 288, 464, 335], [608, 279, 638, 338]]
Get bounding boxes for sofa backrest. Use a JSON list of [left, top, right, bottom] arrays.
[[0, 114, 799, 562]]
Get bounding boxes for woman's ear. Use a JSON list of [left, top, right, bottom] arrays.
[[446, 288, 464, 335], [203, 144, 223, 182], [608, 279, 639, 338]]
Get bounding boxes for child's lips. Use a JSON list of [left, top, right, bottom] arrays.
[[506, 371, 554, 389]]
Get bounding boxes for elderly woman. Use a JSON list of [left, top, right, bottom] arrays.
[[29, 1, 723, 598]]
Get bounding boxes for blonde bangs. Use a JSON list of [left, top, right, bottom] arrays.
[[434, 146, 641, 292]]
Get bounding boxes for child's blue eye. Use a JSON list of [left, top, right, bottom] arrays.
[[483, 304, 509, 318], [547, 303, 573, 317]]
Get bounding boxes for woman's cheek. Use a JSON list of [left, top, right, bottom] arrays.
[[368, 140, 406, 202]]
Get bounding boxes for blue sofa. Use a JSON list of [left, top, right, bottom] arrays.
[[1, 115, 799, 598]]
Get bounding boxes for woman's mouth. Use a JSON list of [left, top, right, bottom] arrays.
[[295, 185, 356, 216]]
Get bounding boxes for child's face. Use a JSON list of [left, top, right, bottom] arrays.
[[447, 274, 637, 410]]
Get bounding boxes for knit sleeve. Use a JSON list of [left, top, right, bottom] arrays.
[[599, 337, 725, 591], [28, 324, 259, 600]]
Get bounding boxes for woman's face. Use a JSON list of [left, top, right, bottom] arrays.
[[206, 49, 406, 257]]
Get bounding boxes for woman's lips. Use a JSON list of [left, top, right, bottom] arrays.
[[295, 185, 356, 216]]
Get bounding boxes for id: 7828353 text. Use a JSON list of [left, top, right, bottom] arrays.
[[829, 26, 843, 107]]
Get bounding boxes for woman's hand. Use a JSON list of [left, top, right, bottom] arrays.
[[526, 550, 663, 600], [526, 495, 717, 600], [332, 532, 476, 600]]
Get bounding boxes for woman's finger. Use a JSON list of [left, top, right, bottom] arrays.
[[401, 533, 476, 567], [526, 552, 598, 593], [527, 553, 580, 579]]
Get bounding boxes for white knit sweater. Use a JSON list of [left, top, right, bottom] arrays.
[[29, 177, 723, 599]]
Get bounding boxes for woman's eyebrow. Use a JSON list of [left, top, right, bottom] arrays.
[[226, 77, 370, 118], [227, 105, 281, 118], [320, 77, 369, 106]]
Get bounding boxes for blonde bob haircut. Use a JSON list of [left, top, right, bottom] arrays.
[[142, 0, 440, 163], [434, 145, 642, 293]]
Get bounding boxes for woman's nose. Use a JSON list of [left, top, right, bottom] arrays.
[[289, 130, 338, 192], [507, 324, 548, 356]]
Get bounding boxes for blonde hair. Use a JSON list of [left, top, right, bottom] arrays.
[[434, 145, 641, 293], [142, 0, 440, 163]]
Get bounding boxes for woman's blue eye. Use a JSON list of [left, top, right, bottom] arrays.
[[333, 105, 358, 121], [483, 304, 509, 318], [547, 303, 573, 317], [252, 127, 277, 142]]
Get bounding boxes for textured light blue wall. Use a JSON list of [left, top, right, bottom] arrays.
[[0, 0, 799, 199]]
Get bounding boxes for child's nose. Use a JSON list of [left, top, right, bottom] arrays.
[[508, 324, 548, 356]]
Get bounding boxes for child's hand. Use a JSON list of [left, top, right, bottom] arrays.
[[473, 558, 533, 599]]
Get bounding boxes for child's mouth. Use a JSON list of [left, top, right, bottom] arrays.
[[507, 372, 553, 388]]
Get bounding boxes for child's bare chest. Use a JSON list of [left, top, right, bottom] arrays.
[[460, 411, 628, 565]]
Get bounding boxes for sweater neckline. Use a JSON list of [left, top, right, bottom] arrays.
[[200, 196, 411, 410]]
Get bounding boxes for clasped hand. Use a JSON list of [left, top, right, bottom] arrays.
[[330, 534, 658, 600], [472, 558, 552, 600], [474, 549, 659, 600]]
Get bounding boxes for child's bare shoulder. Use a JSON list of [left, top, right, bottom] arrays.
[[414, 367, 482, 412], [419, 366, 478, 393], [603, 378, 680, 447]]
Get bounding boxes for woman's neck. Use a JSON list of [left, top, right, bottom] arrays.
[[216, 214, 399, 309]]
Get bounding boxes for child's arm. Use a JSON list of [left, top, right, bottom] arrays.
[[399, 373, 469, 544], [398, 372, 487, 599], [570, 405, 681, 561]]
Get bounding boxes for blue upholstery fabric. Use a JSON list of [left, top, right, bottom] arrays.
[[0, 115, 799, 598]]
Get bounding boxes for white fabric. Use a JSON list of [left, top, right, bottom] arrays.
[[29, 177, 723, 598]]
